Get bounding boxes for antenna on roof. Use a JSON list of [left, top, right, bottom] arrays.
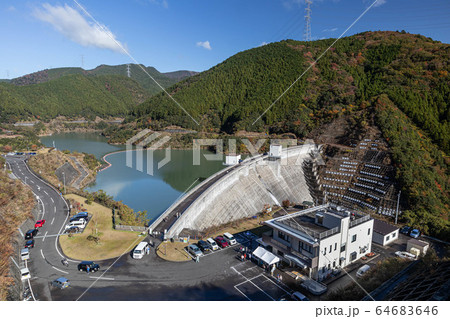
[[303, 0, 312, 42]]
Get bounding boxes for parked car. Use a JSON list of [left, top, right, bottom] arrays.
[[25, 229, 38, 240], [197, 240, 210, 253], [66, 226, 80, 234], [20, 268, 31, 281], [78, 261, 100, 272], [51, 277, 70, 289], [21, 248, 30, 261], [356, 265, 371, 278], [206, 238, 219, 251], [395, 251, 417, 260], [214, 236, 229, 249], [409, 229, 421, 239], [34, 219, 46, 228], [132, 241, 150, 259], [65, 220, 86, 230], [223, 232, 237, 245], [24, 239, 35, 249], [400, 226, 412, 235], [291, 291, 310, 301], [187, 244, 203, 258], [74, 212, 89, 219]]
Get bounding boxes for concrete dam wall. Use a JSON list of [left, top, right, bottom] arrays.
[[166, 145, 318, 237]]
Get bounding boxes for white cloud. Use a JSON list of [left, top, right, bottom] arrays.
[[196, 41, 212, 50], [148, 0, 169, 9], [7, 5, 16, 12], [259, 42, 269, 47], [33, 3, 125, 53], [323, 27, 338, 32], [374, 0, 387, 7]]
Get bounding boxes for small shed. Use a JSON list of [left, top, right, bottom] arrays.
[[407, 238, 429, 256], [372, 219, 399, 246], [224, 154, 241, 166], [269, 144, 282, 158]]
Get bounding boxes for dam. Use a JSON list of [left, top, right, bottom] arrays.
[[150, 143, 322, 238]]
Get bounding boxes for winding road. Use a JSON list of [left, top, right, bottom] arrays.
[[6, 155, 275, 301]]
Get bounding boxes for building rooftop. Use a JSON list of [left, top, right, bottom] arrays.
[[265, 203, 371, 242], [373, 219, 398, 235]]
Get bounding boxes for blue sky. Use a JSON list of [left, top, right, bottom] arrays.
[[1, 0, 449, 79]]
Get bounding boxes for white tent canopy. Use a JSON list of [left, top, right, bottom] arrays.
[[252, 246, 280, 265]]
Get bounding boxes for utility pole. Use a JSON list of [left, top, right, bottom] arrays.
[[395, 190, 401, 224], [303, 0, 312, 42], [62, 172, 66, 195]]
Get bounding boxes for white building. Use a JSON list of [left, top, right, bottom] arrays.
[[269, 144, 282, 158], [224, 154, 241, 166], [372, 219, 399, 246], [263, 204, 373, 281]]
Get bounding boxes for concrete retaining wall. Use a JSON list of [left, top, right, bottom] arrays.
[[167, 145, 318, 237]]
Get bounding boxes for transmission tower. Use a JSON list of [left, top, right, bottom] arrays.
[[127, 64, 131, 78], [303, 0, 312, 42]]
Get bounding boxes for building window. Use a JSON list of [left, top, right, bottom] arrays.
[[386, 235, 390, 241], [333, 261, 336, 268], [340, 244, 346, 252], [392, 232, 396, 238], [329, 245, 332, 253], [368, 228, 371, 236], [352, 234, 357, 242], [323, 248, 326, 256], [299, 241, 312, 254], [334, 243, 337, 251], [278, 231, 290, 243], [350, 252, 357, 261]]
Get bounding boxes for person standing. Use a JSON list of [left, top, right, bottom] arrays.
[[86, 266, 90, 274]]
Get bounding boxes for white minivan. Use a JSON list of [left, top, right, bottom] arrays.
[[206, 238, 219, 251], [21, 248, 30, 261], [133, 241, 149, 259], [356, 265, 371, 278], [223, 232, 237, 245], [65, 219, 86, 230]]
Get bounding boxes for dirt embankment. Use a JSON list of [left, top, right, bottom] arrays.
[[0, 169, 34, 300]]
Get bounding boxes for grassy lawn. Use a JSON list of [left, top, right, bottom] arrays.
[[156, 241, 191, 262], [59, 194, 142, 260]]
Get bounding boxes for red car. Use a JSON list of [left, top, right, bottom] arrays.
[[34, 219, 46, 228], [214, 236, 229, 249]]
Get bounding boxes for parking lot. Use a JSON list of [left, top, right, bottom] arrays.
[[231, 261, 290, 301]]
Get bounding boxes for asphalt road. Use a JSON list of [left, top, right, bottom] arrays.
[[7, 155, 284, 301]]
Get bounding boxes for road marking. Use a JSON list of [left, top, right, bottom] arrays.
[[51, 217, 55, 225], [89, 276, 115, 281], [262, 274, 289, 294], [18, 228, 24, 237], [50, 197, 54, 203], [44, 190, 49, 196], [54, 206, 56, 213], [34, 234, 60, 239], [234, 286, 252, 301], [27, 278, 36, 301], [52, 266, 69, 274], [30, 180, 34, 184], [42, 231, 48, 242]]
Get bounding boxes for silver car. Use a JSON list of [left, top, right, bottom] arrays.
[[187, 244, 203, 258]]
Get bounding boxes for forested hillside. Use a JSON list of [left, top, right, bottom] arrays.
[[8, 64, 194, 95], [129, 31, 449, 238], [0, 74, 150, 121], [132, 31, 449, 154]]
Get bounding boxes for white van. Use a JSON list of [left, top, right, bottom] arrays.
[[65, 219, 86, 230], [21, 248, 30, 261], [133, 241, 149, 259], [223, 232, 237, 245], [20, 268, 31, 281], [356, 265, 371, 278], [206, 238, 219, 251]]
